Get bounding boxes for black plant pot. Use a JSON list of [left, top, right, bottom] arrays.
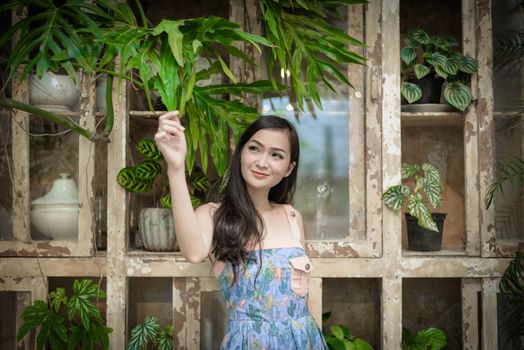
[[410, 76, 444, 104], [405, 213, 446, 251]]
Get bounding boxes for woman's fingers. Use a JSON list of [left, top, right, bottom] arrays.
[[158, 110, 185, 133]]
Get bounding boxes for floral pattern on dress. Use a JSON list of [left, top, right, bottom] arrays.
[[218, 247, 327, 350]]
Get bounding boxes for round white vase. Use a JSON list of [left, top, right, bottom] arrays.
[[30, 173, 79, 240], [29, 72, 80, 112]]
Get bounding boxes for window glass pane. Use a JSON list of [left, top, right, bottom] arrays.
[[262, 96, 349, 240], [492, 0, 524, 241], [0, 111, 13, 240]]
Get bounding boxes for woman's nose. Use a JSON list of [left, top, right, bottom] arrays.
[[256, 154, 269, 168]]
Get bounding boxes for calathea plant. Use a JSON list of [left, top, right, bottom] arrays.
[[117, 138, 208, 209], [402, 327, 447, 350], [400, 29, 478, 111], [17, 279, 111, 350], [382, 163, 443, 232]]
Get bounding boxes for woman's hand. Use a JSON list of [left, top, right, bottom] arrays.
[[154, 111, 187, 171]]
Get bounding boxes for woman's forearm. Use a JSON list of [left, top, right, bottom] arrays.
[[167, 167, 212, 262]]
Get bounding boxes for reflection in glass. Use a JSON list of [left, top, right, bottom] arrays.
[[0, 112, 13, 240], [29, 116, 79, 240], [200, 291, 227, 349], [262, 96, 349, 240], [492, 1, 524, 240]]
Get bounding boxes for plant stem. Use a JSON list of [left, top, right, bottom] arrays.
[[0, 97, 96, 140]]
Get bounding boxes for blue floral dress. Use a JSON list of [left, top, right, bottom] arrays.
[[217, 205, 327, 350]]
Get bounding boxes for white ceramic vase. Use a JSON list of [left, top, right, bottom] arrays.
[[139, 208, 177, 251], [30, 173, 79, 240], [29, 72, 80, 112]]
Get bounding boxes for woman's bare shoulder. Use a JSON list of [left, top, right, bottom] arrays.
[[195, 201, 221, 218]]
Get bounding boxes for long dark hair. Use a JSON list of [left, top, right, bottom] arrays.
[[212, 115, 300, 282]]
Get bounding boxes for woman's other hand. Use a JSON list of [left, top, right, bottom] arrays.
[[155, 111, 187, 171]]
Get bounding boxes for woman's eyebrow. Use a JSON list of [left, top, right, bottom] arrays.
[[250, 139, 287, 153]]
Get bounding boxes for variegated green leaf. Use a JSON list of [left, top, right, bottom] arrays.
[[459, 56, 478, 74], [383, 184, 411, 211], [127, 316, 161, 350], [410, 29, 430, 45], [414, 64, 430, 79], [422, 163, 440, 184], [401, 163, 420, 179], [401, 82, 422, 104], [400, 47, 417, 65], [136, 138, 164, 161], [443, 81, 472, 111], [407, 193, 438, 232]]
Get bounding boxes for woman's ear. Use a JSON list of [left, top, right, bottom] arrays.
[[285, 161, 296, 177]]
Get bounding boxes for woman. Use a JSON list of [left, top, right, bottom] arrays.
[[155, 111, 327, 349]]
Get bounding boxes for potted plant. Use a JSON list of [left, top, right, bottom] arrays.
[[400, 28, 479, 112], [17, 279, 112, 350], [402, 327, 447, 350], [127, 316, 173, 350], [382, 163, 445, 251], [324, 323, 374, 350], [117, 138, 209, 251], [0, 0, 116, 141]]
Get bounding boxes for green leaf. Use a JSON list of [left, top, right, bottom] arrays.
[[161, 193, 172, 209], [135, 160, 162, 180], [152, 19, 184, 66], [414, 64, 430, 79], [401, 82, 422, 104], [353, 338, 374, 350], [411, 29, 430, 45], [50, 287, 67, 313], [383, 184, 411, 211], [326, 336, 349, 350], [67, 280, 105, 331], [17, 300, 68, 349], [419, 328, 447, 349], [136, 138, 164, 160], [331, 324, 351, 340], [407, 193, 438, 232], [443, 81, 472, 111], [402, 163, 421, 179], [459, 56, 478, 74], [127, 316, 161, 350], [216, 55, 237, 84], [401, 47, 417, 65]]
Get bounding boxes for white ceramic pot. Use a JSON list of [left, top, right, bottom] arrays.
[[30, 173, 79, 240], [29, 72, 80, 112], [139, 208, 177, 251]]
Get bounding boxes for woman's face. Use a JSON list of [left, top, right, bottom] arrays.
[[240, 128, 295, 193]]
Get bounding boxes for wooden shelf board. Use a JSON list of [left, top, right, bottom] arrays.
[[401, 112, 463, 127]]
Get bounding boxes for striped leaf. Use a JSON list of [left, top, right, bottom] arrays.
[[382, 184, 411, 211], [135, 160, 162, 180], [116, 167, 153, 193], [161, 193, 172, 209], [407, 193, 439, 232], [401, 82, 422, 104], [136, 138, 164, 161], [443, 81, 472, 111], [401, 163, 421, 179], [459, 56, 479, 74], [400, 47, 417, 65], [414, 64, 430, 79]]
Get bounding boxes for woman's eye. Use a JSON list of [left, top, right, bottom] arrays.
[[248, 145, 258, 152], [272, 153, 284, 159]]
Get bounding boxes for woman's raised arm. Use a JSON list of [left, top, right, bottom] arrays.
[[155, 111, 214, 262]]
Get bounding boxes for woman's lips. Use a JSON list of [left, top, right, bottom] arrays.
[[251, 170, 269, 178]]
